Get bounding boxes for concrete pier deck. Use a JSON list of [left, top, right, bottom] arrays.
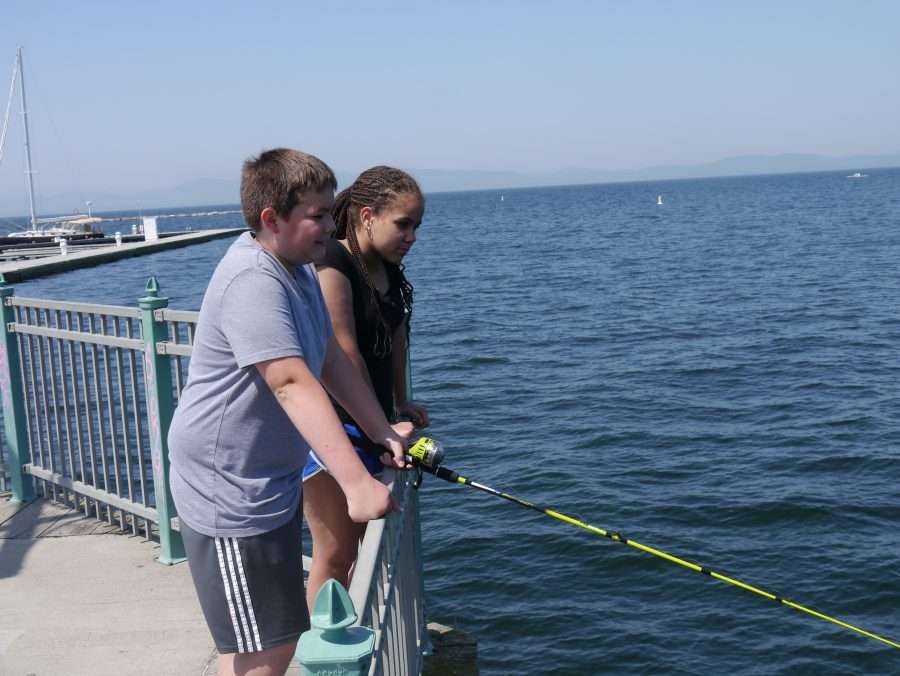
[[1, 494, 477, 675], [0, 494, 216, 676], [0, 228, 244, 283]]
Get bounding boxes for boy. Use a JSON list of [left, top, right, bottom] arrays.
[[168, 148, 412, 676]]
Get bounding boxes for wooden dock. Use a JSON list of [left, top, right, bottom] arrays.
[[0, 228, 245, 282]]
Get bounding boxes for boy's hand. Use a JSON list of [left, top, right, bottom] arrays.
[[397, 400, 430, 429], [345, 475, 398, 522], [378, 422, 414, 469]]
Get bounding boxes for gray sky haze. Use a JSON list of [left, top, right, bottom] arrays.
[[1, 1, 898, 217]]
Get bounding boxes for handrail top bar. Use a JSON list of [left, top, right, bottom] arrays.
[[348, 469, 395, 615], [6, 296, 142, 318], [158, 308, 199, 323], [157, 341, 192, 356], [350, 519, 387, 616]]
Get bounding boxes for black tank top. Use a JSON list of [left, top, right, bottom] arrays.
[[317, 239, 407, 425]]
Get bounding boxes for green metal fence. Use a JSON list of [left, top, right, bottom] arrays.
[[0, 276, 430, 673], [0, 277, 184, 562]]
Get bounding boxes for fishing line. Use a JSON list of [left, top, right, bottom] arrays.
[[407, 437, 900, 651]]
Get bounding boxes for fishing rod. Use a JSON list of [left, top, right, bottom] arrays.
[[406, 437, 900, 651]]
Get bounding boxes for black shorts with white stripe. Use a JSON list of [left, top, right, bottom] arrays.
[[180, 508, 309, 654]]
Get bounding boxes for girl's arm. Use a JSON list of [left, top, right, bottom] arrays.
[[392, 321, 409, 406], [392, 320, 430, 428], [318, 267, 375, 391], [321, 335, 413, 467]]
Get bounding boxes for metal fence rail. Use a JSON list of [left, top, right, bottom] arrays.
[[350, 469, 429, 676], [0, 413, 7, 492], [0, 278, 185, 562], [7, 295, 156, 536], [157, 308, 197, 398]]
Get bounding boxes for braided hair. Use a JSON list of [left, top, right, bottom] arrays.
[[332, 166, 422, 358]]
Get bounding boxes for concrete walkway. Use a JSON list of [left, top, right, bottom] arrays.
[[0, 494, 217, 676], [0, 493, 476, 676]]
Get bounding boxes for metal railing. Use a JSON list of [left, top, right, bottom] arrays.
[[350, 469, 429, 676], [155, 307, 197, 399], [5, 295, 156, 534], [0, 414, 7, 493], [0, 277, 429, 674], [0, 278, 185, 562]]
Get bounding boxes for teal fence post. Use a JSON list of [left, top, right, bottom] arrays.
[[139, 276, 186, 564], [0, 278, 35, 503], [296, 579, 375, 675]]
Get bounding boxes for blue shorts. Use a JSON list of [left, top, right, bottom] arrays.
[[302, 423, 383, 482]]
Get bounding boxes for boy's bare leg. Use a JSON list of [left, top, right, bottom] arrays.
[[304, 470, 368, 611], [218, 641, 297, 676]]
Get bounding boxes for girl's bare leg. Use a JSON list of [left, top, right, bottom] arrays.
[[303, 470, 367, 611]]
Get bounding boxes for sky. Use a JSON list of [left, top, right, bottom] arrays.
[[1, 1, 898, 216]]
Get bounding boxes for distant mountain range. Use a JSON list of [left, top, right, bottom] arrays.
[[409, 152, 900, 192], [2, 152, 898, 218]]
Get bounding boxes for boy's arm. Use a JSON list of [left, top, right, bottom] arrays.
[[320, 335, 412, 467], [255, 355, 394, 521]]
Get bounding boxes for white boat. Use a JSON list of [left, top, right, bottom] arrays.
[[847, 171, 867, 178], [0, 47, 102, 240], [7, 215, 103, 239], [656, 194, 663, 205]]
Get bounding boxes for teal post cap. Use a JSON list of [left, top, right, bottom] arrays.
[[296, 579, 375, 675], [145, 275, 160, 297]]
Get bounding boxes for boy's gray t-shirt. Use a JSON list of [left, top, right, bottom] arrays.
[[169, 232, 333, 537]]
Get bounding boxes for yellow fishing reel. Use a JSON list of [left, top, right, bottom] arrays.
[[408, 436, 445, 469], [408, 437, 446, 489]]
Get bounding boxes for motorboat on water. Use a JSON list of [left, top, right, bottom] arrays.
[[847, 171, 867, 178]]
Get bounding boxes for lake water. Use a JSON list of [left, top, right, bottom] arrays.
[[12, 168, 900, 674]]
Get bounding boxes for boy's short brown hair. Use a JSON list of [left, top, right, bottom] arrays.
[[240, 148, 337, 231]]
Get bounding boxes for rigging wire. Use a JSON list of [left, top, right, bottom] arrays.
[[0, 54, 18, 166]]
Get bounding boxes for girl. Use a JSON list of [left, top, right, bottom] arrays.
[[302, 166, 429, 608]]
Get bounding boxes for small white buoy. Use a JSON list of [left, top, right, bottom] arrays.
[[657, 195, 663, 206]]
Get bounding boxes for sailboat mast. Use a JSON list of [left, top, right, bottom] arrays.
[[17, 47, 38, 228]]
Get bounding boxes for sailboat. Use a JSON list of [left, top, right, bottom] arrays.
[[656, 194, 663, 205], [0, 47, 102, 240]]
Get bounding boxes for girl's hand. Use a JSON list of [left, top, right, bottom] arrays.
[[397, 400, 430, 429], [378, 421, 414, 469]]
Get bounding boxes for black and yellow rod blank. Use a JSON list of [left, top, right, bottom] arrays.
[[410, 440, 899, 651]]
